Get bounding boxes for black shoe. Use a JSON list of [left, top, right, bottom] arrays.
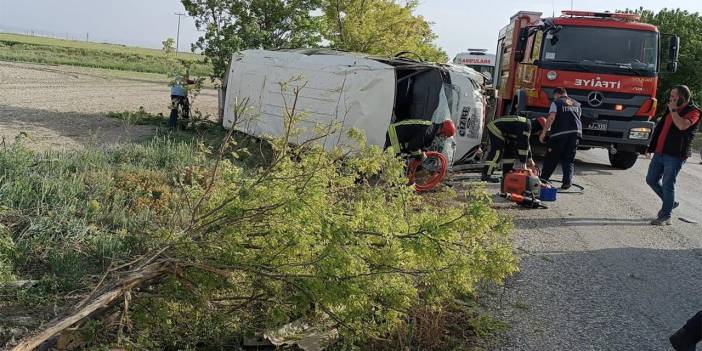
[[659, 203, 681, 218], [560, 183, 572, 190], [670, 327, 696, 351]]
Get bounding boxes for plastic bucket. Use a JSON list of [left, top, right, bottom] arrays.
[[540, 186, 557, 201]]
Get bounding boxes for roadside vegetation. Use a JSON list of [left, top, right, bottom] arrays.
[[0, 33, 211, 76], [0, 1, 518, 348], [630, 8, 702, 113], [1, 93, 517, 349]]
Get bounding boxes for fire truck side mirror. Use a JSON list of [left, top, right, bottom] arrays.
[[667, 62, 678, 73], [668, 35, 680, 63]]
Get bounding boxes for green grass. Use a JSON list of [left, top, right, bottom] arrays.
[[0, 32, 212, 76], [0, 135, 204, 296], [0, 33, 202, 59], [107, 108, 168, 126], [0, 121, 516, 349]]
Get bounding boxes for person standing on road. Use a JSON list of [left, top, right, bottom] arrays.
[[539, 87, 582, 190], [169, 72, 194, 129], [645, 85, 700, 225]]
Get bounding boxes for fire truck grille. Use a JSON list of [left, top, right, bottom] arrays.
[[582, 130, 624, 139], [542, 88, 651, 121]]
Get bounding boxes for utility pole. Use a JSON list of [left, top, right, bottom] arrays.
[[174, 13, 187, 56], [552, 0, 555, 17]]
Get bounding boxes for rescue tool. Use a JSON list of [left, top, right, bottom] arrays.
[[499, 169, 548, 209]]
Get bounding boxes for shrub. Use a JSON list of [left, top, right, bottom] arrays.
[[107, 107, 166, 126], [1, 102, 516, 349]]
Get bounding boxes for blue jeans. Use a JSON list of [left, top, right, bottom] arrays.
[[646, 153, 685, 219]]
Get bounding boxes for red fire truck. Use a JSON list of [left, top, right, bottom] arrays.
[[494, 10, 680, 169]]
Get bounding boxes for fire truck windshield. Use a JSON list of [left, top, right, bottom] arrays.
[[541, 26, 658, 76]]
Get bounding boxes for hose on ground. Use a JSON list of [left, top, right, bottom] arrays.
[[531, 165, 585, 194], [408, 151, 448, 192], [540, 179, 585, 194]]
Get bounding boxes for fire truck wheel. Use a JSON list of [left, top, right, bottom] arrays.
[[609, 151, 638, 169]]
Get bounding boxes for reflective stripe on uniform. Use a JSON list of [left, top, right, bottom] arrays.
[[392, 119, 433, 127], [518, 150, 529, 156], [487, 150, 502, 174], [387, 119, 433, 152], [487, 122, 504, 140], [549, 130, 580, 138], [495, 116, 528, 123]]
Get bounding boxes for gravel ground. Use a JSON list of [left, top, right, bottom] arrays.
[[0, 61, 218, 151], [481, 149, 702, 350]]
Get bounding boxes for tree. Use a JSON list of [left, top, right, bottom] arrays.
[[5, 93, 516, 349], [162, 37, 176, 54], [632, 8, 702, 111], [181, 0, 323, 80], [322, 0, 447, 62]]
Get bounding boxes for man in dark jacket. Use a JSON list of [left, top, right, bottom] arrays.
[[539, 87, 582, 189], [646, 85, 700, 225]]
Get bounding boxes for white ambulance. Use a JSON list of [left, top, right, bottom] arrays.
[[453, 49, 496, 84]]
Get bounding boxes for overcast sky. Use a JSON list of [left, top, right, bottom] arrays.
[[1, 0, 700, 59]]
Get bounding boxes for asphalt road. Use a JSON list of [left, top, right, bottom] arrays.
[[486, 149, 702, 350]]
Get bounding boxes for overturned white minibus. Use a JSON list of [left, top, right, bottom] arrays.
[[221, 49, 486, 164]]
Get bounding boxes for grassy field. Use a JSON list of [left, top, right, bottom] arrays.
[[0, 32, 212, 76]]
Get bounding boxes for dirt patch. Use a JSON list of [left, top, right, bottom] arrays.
[[0, 106, 156, 150], [0, 61, 218, 151]]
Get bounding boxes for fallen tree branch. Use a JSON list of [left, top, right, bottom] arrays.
[[10, 260, 173, 351]]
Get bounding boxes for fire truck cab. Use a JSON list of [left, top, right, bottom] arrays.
[[494, 10, 680, 169]]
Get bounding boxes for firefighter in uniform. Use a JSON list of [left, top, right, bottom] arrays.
[[385, 69, 449, 157], [481, 116, 545, 182], [539, 87, 582, 189], [385, 118, 436, 156]]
